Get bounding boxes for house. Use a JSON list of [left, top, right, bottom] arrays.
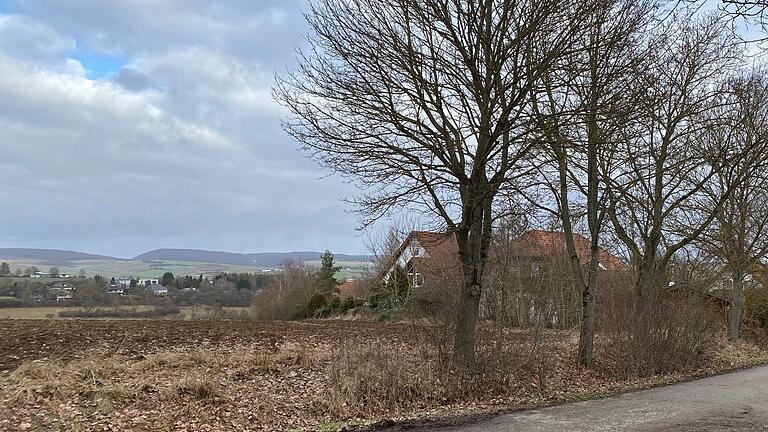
[[339, 279, 364, 298], [105, 283, 126, 295], [55, 292, 73, 301], [383, 231, 462, 290], [117, 277, 132, 287], [383, 230, 626, 291], [138, 278, 159, 287], [506, 230, 626, 272], [50, 282, 76, 291], [146, 283, 168, 296], [48, 282, 76, 302], [31, 272, 49, 279]]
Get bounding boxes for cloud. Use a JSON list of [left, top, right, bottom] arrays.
[[0, 14, 75, 62], [114, 68, 153, 92], [0, 2, 364, 257]]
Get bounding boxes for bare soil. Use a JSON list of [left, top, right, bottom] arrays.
[[0, 319, 767, 432]]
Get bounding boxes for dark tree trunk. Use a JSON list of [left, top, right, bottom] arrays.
[[454, 268, 482, 367], [453, 181, 493, 368], [578, 248, 600, 366], [730, 267, 744, 340]]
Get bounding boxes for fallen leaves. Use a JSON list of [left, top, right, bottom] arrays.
[[0, 319, 766, 431]]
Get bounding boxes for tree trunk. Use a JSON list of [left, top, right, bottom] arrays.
[[454, 274, 482, 367], [453, 185, 493, 368], [730, 267, 744, 340], [578, 250, 600, 366], [632, 258, 659, 370]]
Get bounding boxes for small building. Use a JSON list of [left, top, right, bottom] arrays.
[[31, 272, 50, 279], [138, 278, 159, 287], [105, 283, 126, 295], [147, 283, 168, 296], [50, 282, 76, 291], [339, 279, 364, 298], [55, 292, 73, 301], [117, 277, 132, 287]]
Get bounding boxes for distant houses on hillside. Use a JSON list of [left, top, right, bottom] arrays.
[[50, 282, 75, 301], [31, 271, 71, 278], [104, 278, 168, 296]]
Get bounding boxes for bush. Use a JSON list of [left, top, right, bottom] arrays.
[[306, 293, 329, 317], [599, 285, 719, 376], [59, 305, 181, 319], [252, 263, 315, 320], [744, 286, 768, 328], [0, 297, 23, 308], [340, 297, 364, 314]]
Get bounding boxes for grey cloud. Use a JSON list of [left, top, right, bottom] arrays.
[[114, 68, 154, 91], [0, 1, 366, 257], [0, 14, 75, 62]]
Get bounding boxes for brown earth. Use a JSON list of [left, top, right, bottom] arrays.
[[1, 319, 767, 432], [0, 319, 418, 372]]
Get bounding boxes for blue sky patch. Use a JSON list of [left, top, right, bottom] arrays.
[[72, 43, 126, 79], [0, 1, 16, 13]]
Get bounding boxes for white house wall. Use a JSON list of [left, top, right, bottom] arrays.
[[384, 239, 430, 281]]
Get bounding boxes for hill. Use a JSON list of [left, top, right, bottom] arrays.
[[0, 248, 121, 266], [134, 249, 371, 267]]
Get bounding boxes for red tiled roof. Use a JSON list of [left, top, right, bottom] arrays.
[[338, 279, 364, 298], [382, 231, 460, 279], [409, 231, 459, 260], [386, 229, 625, 281], [508, 230, 626, 270]]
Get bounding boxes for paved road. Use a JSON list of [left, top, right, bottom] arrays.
[[430, 365, 768, 431]]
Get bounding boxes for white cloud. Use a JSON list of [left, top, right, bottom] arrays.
[[0, 2, 363, 257], [0, 14, 75, 61]]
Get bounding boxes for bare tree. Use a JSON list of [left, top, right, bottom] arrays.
[[528, 0, 656, 366], [721, 0, 768, 41], [275, 0, 596, 366], [697, 71, 768, 340], [600, 14, 743, 367]]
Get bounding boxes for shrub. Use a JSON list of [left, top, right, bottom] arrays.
[[306, 293, 329, 317], [252, 263, 315, 320], [744, 286, 768, 328], [0, 297, 23, 308], [58, 305, 181, 319], [599, 285, 719, 376], [340, 297, 363, 314]]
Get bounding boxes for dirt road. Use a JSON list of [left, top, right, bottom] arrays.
[[432, 365, 768, 431]]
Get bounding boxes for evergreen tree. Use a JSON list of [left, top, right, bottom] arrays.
[[0, 262, 10, 276], [316, 250, 341, 294], [161, 272, 175, 287], [386, 264, 409, 301]]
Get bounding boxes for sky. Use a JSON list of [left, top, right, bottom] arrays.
[[0, 0, 369, 258], [0, 1, 762, 259]]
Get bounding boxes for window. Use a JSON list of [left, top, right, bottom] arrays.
[[408, 270, 423, 288]]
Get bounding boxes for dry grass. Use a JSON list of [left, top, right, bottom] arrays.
[[162, 376, 225, 402], [1, 341, 332, 430], [2, 320, 768, 431]]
